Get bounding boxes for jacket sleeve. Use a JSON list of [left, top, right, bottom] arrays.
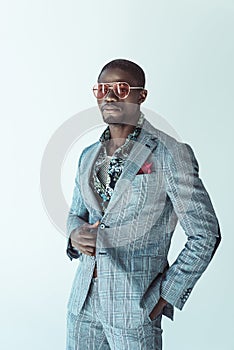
[[66, 153, 89, 261], [160, 142, 221, 310]]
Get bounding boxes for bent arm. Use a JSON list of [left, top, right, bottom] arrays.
[[66, 158, 89, 260], [160, 142, 221, 310]]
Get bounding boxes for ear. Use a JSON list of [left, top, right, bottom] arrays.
[[138, 89, 148, 104]]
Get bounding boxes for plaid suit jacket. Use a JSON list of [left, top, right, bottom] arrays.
[[66, 118, 221, 329]]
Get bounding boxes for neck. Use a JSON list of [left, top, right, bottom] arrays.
[[108, 124, 134, 147], [108, 111, 141, 147], [106, 123, 137, 156]]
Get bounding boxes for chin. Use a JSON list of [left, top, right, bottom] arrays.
[[103, 113, 137, 126], [103, 114, 124, 125]]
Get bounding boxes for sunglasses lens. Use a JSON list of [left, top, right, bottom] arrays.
[[113, 83, 130, 99], [93, 84, 109, 99]]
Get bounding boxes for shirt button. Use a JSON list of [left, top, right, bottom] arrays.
[[100, 223, 105, 230]]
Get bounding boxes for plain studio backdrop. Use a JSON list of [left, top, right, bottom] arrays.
[[0, 1, 233, 349]]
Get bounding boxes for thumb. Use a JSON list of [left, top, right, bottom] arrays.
[[91, 220, 100, 227]]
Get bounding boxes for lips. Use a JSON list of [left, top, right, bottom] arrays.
[[101, 104, 121, 112]]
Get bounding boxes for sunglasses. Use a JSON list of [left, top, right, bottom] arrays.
[[93, 82, 144, 100]]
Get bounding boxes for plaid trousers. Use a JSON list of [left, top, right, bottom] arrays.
[[66, 277, 163, 350]]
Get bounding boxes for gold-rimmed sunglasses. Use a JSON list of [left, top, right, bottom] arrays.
[[93, 82, 144, 100]]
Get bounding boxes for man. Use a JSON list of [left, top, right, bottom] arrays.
[[66, 59, 221, 349]]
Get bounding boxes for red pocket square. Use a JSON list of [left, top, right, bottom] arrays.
[[137, 162, 153, 174]]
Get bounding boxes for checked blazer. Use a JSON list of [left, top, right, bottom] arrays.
[[66, 117, 221, 329]]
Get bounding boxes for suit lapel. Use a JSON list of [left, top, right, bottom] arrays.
[[79, 142, 103, 213], [104, 122, 159, 214], [79, 118, 159, 215]]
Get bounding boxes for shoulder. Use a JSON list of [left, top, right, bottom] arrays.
[[78, 140, 100, 166], [143, 118, 197, 169], [81, 141, 100, 156]]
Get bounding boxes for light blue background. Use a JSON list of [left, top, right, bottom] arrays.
[[0, 1, 233, 349]]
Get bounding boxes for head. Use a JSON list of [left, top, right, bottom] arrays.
[[94, 59, 148, 126]]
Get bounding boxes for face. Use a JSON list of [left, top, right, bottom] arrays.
[[96, 67, 147, 126]]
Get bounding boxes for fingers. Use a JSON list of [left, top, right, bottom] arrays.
[[71, 238, 96, 256], [70, 221, 100, 256], [77, 234, 96, 246], [91, 220, 100, 227], [84, 220, 100, 229], [79, 221, 100, 239], [79, 245, 96, 256]]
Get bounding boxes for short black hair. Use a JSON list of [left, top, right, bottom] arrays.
[[98, 59, 146, 87]]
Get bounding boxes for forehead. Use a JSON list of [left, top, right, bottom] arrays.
[[98, 67, 137, 85]]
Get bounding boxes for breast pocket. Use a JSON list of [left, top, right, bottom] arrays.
[[123, 173, 165, 219], [120, 174, 154, 218], [126, 176, 146, 214]]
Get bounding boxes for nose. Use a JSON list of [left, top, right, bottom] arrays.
[[104, 87, 118, 102]]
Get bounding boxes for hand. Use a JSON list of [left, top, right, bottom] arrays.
[[70, 221, 99, 256], [149, 297, 168, 321]]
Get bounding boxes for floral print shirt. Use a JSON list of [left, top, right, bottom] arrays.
[[91, 112, 145, 213]]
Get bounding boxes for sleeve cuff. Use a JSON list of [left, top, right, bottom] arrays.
[[66, 237, 81, 261]]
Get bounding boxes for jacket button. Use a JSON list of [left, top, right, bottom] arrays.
[[100, 223, 105, 230]]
